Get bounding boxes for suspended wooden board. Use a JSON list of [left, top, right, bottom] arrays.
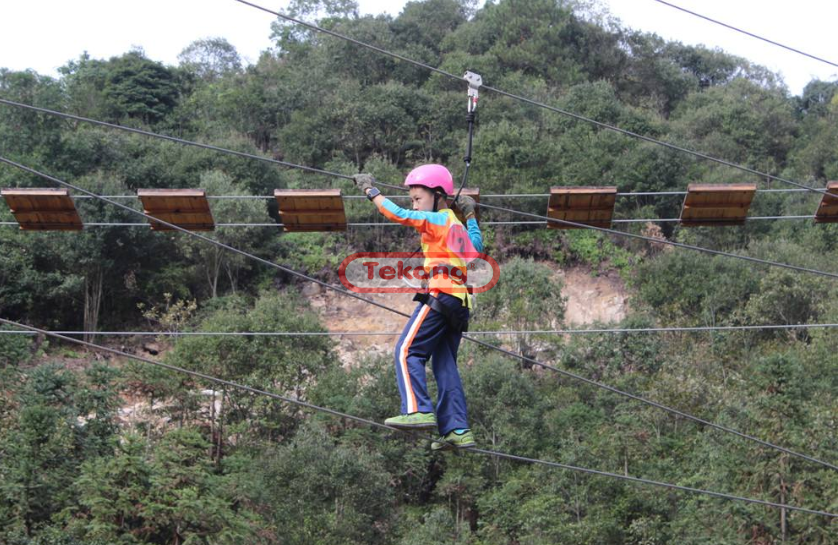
[[680, 183, 756, 227], [546, 186, 617, 229], [1, 188, 83, 231], [274, 189, 346, 232], [138, 189, 215, 231], [448, 188, 480, 222], [814, 181, 838, 224]]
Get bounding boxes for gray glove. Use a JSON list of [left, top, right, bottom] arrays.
[[458, 195, 477, 219], [352, 173, 376, 195]]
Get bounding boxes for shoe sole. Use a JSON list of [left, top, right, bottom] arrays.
[[432, 441, 476, 451], [384, 422, 437, 430]]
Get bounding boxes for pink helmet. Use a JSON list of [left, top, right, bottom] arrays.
[[404, 164, 454, 195]]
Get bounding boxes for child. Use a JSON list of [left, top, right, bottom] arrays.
[[353, 164, 483, 450]]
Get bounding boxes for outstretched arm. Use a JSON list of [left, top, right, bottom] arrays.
[[354, 173, 445, 231], [372, 193, 446, 231]]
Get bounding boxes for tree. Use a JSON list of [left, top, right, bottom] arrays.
[[181, 170, 268, 298], [142, 428, 255, 544], [64, 434, 152, 542], [67, 429, 257, 544], [60, 50, 181, 125], [633, 251, 760, 325], [102, 50, 180, 125], [0, 326, 33, 368], [670, 78, 796, 175], [797, 79, 838, 117], [63, 173, 162, 339], [391, 0, 468, 57], [164, 292, 336, 457], [0, 364, 118, 539], [178, 38, 242, 82], [243, 423, 395, 544], [0, 68, 65, 161]]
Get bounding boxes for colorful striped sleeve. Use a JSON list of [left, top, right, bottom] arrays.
[[376, 198, 449, 232], [466, 217, 484, 253]]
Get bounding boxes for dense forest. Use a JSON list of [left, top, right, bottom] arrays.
[[1, 0, 837, 543]]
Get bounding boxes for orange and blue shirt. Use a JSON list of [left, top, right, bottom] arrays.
[[376, 198, 483, 303]]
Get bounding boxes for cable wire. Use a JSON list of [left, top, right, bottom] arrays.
[[0, 98, 406, 193], [0, 97, 351, 180], [651, 0, 838, 69], [2, 316, 834, 517], [0, 155, 409, 319], [63, 187, 819, 200], [477, 201, 838, 280], [233, 0, 835, 201], [2, 322, 837, 337], [2, 155, 835, 473], [0, 215, 819, 229], [0, 101, 831, 235]]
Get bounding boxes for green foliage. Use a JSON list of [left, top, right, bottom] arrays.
[[0, 327, 33, 367], [244, 423, 395, 544], [2, 0, 838, 542], [161, 291, 336, 446], [397, 507, 470, 544], [565, 230, 633, 275], [0, 364, 119, 540], [65, 429, 258, 544], [178, 38, 242, 82], [57, 50, 181, 127], [632, 250, 760, 324], [64, 434, 153, 543], [671, 78, 796, 174], [275, 231, 348, 280], [180, 170, 270, 297]]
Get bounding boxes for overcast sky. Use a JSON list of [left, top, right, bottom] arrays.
[[0, 0, 835, 96]]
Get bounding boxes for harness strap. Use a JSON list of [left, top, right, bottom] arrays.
[[413, 292, 469, 333]]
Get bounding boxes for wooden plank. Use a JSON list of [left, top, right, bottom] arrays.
[[280, 214, 347, 232], [149, 223, 215, 232], [680, 183, 756, 226], [275, 189, 343, 209], [138, 188, 215, 231], [139, 191, 211, 210], [274, 188, 346, 232], [547, 186, 616, 229], [4, 195, 77, 212], [278, 208, 347, 216], [814, 181, 838, 223], [14, 211, 81, 223], [1, 188, 83, 230]]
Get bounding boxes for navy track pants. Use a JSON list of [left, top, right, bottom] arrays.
[[394, 292, 470, 435]]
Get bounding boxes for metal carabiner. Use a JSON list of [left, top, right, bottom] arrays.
[[464, 70, 482, 113]]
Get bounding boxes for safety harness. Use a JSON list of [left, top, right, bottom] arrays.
[[413, 291, 469, 333]]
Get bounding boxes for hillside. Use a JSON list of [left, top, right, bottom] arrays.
[[1, 0, 837, 543]]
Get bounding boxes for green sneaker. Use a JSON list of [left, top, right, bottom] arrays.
[[431, 429, 476, 451], [384, 412, 437, 430]]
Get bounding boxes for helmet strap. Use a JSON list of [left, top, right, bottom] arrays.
[[432, 189, 447, 213]]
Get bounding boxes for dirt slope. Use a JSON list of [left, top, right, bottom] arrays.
[[306, 265, 628, 365]]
